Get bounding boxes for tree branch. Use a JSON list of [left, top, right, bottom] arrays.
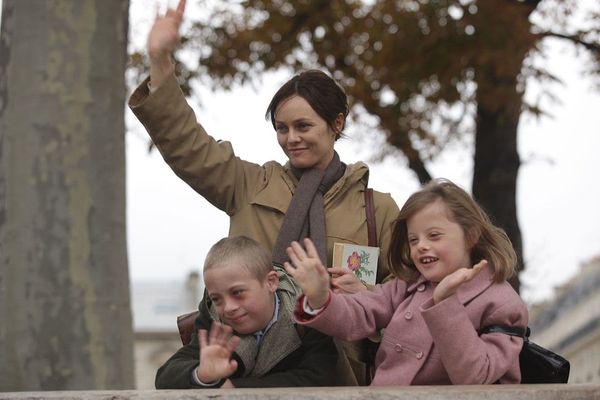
[[538, 31, 600, 53]]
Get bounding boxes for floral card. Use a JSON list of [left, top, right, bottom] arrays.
[[332, 243, 380, 286]]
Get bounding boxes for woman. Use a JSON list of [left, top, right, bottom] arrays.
[[129, 0, 399, 385]]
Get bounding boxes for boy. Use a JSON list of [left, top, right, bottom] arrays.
[[155, 236, 352, 388]]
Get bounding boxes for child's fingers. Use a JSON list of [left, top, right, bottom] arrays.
[[209, 321, 224, 344], [290, 240, 308, 259], [228, 359, 238, 374], [285, 248, 302, 268], [283, 261, 296, 275], [217, 322, 234, 343], [327, 267, 351, 276], [464, 260, 488, 281], [473, 259, 488, 272], [198, 329, 208, 348], [220, 322, 234, 338], [226, 335, 241, 353], [286, 243, 305, 267], [303, 238, 320, 259]]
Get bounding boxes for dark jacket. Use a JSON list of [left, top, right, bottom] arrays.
[[155, 275, 351, 388]]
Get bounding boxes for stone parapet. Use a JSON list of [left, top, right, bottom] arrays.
[[1, 385, 598, 400]]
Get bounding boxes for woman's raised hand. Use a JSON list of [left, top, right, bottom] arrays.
[[148, 0, 186, 88], [433, 259, 488, 304], [284, 239, 331, 309], [196, 322, 240, 384]]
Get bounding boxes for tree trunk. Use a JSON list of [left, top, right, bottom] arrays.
[[473, 63, 526, 293], [0, 0, 134, 390], [471, 1, 539, 293]]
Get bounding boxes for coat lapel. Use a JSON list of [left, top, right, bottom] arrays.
[[235, 336, 259, 377], [230, 287, 303, 378], [250, 306, 302, 377]]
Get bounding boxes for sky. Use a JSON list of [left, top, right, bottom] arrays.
[[1, 1, 590, 305]]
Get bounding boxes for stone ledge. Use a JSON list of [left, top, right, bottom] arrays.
[[1, 385, 598, 400]]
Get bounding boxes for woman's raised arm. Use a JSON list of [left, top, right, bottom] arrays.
[[148, 0, 186, 89]]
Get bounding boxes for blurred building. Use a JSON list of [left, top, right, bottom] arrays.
[[131, 272, 203, 389], [528, 256, 600, 383]]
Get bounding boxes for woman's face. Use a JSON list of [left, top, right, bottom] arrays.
[[274, 95, 340, 170]]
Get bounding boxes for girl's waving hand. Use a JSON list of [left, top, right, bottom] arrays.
[[284, 239, 331, 309]]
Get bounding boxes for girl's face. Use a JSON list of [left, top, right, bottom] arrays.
[[406, 199, 472, 283], [274, 95, 339, 170]]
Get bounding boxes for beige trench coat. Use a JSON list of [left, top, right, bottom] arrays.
[[129, 74, 399, 283]]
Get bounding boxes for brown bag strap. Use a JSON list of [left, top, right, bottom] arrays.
[[364, 188, 377, 247], [364, 188, 379, 385]]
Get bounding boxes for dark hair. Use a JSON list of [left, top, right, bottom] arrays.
[[388, 179, 517, 283], [265, 70, 349, 139], [204, 236, 273, 280]]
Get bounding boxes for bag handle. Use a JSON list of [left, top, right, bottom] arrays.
[[481, 325, 570, 384], [364, 188, 377, 247], [480, 325, 530, 340]]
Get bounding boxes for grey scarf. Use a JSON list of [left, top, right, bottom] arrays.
[[272, 151, 345, 266]]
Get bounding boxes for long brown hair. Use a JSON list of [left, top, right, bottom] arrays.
[[388, 179, 517, 283]]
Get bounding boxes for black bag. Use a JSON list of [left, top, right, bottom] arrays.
[[480, 325, 570, 383]]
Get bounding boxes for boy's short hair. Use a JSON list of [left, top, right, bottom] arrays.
[[203, 236, 273, 280]]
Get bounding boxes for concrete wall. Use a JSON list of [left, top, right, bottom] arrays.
[[134, 331, 182, 390], [0, 385, 598, 400]]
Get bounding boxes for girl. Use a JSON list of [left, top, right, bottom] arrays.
[[284, 179, 528, 385]]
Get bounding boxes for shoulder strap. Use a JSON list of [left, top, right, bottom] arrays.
[[177, 310, 200, 345], [364, 188, 377, 247], [480, 325, 530, 339]]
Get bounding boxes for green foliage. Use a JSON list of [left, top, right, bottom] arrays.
[[354, 250, 374, 282]]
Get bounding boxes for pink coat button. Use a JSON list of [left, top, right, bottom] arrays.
[[394, 344, 403, 353], [416, 351, 424, 359], [417, 284, 426, 292], [404, 311, 413, 320]]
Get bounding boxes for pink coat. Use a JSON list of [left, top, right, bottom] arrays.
[[296, 265, 528, 385]]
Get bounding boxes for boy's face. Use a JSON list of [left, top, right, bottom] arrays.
[[204, 262, 279, 335]]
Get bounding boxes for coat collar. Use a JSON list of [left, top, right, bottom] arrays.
[[252, 161, 370, 214], [282, 161, 370, 200]]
